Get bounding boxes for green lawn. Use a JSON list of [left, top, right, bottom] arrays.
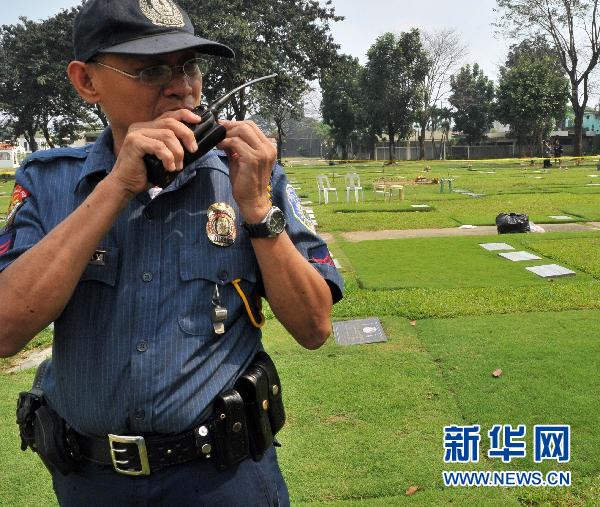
[[5, 314, 598, 506], [1, 158, 599, 505], [286, 159, 600, 231], [339, 234, 596, 290]]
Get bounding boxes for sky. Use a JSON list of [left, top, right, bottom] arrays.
[[1, 0, 511, 83]]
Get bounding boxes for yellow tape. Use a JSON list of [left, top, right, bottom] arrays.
[[285, 156, 600, 165], [231, 278, 265, 329]]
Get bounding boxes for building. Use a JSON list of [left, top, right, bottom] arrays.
[[0, 143, 26, 170]]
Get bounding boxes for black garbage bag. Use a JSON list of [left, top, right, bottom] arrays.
[[496, 213, 530, 234]]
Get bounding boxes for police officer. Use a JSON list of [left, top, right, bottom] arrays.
[[0, 0, 343, 505]]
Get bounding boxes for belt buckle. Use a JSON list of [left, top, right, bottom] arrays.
[[108, 434, 151, 476]]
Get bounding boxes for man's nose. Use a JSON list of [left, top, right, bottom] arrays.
[[163, 70, 194, 96]]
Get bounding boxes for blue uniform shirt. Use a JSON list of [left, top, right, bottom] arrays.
[[0, 128, 343, 436]]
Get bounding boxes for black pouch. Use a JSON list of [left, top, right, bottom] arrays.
[[252, 351, 286, 435], [211, 389, 250, 470], [234, 365, 273, 461], [33, 404, 78, 475]]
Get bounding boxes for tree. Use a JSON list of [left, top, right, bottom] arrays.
[[362, 30, 429, 163], [449, 64, 495, 144], [495, 39, 569, 156], [179, 0, 342, 120], [320, 54, 363, 160], [496, 0, 600, 155], [0, 10, 98, 152], [416, 29, 467, 159], [429, 105, 453, 159], [256, 73, 308, 163]]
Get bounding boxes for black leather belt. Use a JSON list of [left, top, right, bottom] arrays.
[[73, 422, 219, 476]]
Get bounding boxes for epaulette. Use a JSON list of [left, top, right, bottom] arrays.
[[22, 145, 91, 168]]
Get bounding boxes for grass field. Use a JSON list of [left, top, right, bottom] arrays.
[[1, 157, 599, 505]]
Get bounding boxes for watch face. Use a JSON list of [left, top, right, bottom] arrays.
[[267, 208, 286, 235]]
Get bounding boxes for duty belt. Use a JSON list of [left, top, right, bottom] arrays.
[[74, 418, 235, 476], [18, 351, 286, 477]]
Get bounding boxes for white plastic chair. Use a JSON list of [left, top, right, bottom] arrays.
[[316, 174, 338, 204], [345, 172, 364, 203]]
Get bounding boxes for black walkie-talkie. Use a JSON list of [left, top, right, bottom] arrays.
[[144, 73, 277, 188]]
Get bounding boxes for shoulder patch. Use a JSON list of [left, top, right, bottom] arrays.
[[23, 146, 89, 167], [5, 184, 30, 228], [0, 228, 15, 256], [286, 184, 316, 233], [308, 245, 335, 266]]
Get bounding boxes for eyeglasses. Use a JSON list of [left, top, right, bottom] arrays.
[[89, 57, 203, 86]]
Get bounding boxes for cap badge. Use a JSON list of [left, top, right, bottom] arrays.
[[139, 0, 185, 27], [206, 203, 236, 247]]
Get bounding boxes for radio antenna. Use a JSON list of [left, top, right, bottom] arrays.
[[208, 73, 278, 114]]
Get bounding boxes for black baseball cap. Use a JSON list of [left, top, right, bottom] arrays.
[[74, 0, 235, 62]]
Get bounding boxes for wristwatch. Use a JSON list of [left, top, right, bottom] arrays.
[[243, 206, 286, 238]]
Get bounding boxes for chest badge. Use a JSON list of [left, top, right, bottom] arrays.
[[206, 203, 236, 247]]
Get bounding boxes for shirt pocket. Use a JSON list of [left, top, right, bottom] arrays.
[[57, 246, 120, 336], [80, 246, 120, 285], [178, 244, 259, 336]]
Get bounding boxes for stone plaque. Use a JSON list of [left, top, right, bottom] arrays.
[[333, 318, 387, 346], [526, 264, 576, 278], [499, 251, 542, 262], [479, 243, 515, 251]]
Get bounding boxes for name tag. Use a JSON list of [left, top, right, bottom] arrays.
[[90, 249, 107, 266]]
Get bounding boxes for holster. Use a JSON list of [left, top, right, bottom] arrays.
[[15, 359, 78, 475]]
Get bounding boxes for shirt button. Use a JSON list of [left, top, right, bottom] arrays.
[[218, 270, 228, 283], [134, 409, 145, 420], [142, 272, 153, 282], [136, 340, 148, 353]]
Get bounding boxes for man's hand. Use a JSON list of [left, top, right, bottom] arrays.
[[218, 120, 277, 223], [109, 109, 201, 195]]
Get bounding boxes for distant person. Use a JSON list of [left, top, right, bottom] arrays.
[[553, 138, 563, 165], [543, 140, 552, 168]]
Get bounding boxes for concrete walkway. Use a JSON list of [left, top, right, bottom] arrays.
[[337, 222, 600, 242], [6, 346, 52, 373]]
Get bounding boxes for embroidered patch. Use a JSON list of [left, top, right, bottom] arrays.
[[139, 0, 185, 27], [5, 184, 30, 228], [0, 229, 15, 256], [308, 245, 334, 266], [286, 184, 315, 233]]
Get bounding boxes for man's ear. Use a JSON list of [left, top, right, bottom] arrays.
[[67, 61, 100, 104]]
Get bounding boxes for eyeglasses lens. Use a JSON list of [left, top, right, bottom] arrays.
[[139, 58, 203, 86]]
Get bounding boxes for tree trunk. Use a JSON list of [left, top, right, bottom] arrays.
[[276, 119, 284, 164], [388, 128, 395, 163], [25, 129, 38, 153], [41, 124, 55, 149], [573, 106, 584, 156], [341, 142, 348, 161], [418, 124, 426, 160]]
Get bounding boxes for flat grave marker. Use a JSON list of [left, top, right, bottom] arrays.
[[499, 251, 542, 262], [480, 243, 515, 251], [526, 264, 576, 278], [333, 317, 387, 346]]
